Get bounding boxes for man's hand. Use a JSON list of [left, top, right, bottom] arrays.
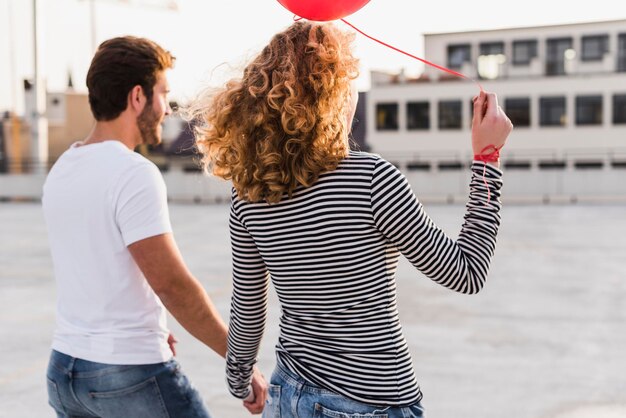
[[167, 333, 178, 356], [243, 367, 267, 414]]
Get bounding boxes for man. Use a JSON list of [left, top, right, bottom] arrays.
[[42, 36, 266, 417]]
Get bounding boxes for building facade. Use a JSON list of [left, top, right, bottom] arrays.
[[366, 19, 626, 201]]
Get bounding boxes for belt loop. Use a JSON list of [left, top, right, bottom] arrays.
[[67, 356, 76, 378], [291, 379, 303, 418]]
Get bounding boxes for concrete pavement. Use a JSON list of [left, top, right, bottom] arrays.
[[1, 202, 625, 418]]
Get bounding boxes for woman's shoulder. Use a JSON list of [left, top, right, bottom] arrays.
[[342, 150, 398, 171], [327, 151, 382, 175], [342, 150, 385, 165]]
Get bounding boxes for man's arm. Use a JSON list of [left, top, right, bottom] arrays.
[[128, 232, 228, 357], [128, 232, 267, 413]]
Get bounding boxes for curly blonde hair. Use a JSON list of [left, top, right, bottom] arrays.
[[191, 21, 359, 203]]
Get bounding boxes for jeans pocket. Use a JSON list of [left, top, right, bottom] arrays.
[[46, 377, 66, 415], [313, 402, 388, 418], [89, 376, 169, 418], [262, 384, 281, 418], [408, 402, 425, 418]]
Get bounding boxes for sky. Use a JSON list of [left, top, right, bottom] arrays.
[[1, 0, 626, 114]]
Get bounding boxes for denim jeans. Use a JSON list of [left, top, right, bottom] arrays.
[[46, 350, 211, 418], [263, 364, 425, 418]]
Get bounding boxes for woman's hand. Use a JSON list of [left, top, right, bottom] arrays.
[[471, 91, 513, 165], [243, 366, 267, 414]]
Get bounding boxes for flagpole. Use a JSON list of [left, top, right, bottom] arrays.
[[31, 0, 48, 173], [90, 0, 97, 54], [7, 0, 18, 113]]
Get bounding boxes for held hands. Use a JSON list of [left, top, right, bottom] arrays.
[[471, 91, 513, 165], [243, 366, 268, 414]]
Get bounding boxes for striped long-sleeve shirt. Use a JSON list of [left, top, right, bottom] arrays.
[[226, 151, 503, 406]]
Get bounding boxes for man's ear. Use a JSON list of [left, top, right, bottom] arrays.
[[128, 85, 147, 114]]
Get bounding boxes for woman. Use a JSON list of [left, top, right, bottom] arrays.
[[192, 21, 512, 417]]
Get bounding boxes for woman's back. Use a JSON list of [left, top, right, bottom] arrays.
[[227, 150, 503, 405], [190, 19, 510, 413]]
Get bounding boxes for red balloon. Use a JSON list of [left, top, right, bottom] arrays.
[[277, 0, 370, 21]]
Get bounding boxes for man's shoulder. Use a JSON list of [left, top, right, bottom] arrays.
[[123, 152, 160, 173], [105, 145, 160, 177], [80, 142, 164, 196]]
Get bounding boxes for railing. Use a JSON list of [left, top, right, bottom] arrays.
[[1, 151, 626, 204], [0, 159, 51, 174]]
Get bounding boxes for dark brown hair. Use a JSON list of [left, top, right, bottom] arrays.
[[86, 36, 175, 121]]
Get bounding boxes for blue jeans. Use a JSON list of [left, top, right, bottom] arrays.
[[263, 364, 425, 418], [46, 350, 211, 418]]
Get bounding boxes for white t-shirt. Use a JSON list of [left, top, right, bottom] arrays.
[[42, 140, 173, 365]]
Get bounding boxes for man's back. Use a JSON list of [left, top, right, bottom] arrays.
[[41, 36, 267, 418], [43, 140, 173, 365]]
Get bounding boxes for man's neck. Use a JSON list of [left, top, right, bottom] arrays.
[[83, 117, 139, 150]]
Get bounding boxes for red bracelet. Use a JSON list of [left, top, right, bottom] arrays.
[[474, 145, 501, 163], [474, 145, 502, 205]]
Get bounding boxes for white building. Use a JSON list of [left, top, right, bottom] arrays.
[[366, 19, 626, 202]]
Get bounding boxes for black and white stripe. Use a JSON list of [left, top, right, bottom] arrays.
[[226, 151, 503, 406]]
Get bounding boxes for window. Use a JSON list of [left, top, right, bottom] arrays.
[[619, 34, 626, 72], [504, 161, 532, 170], [581, 35, 608, 61], [447, 44, 471, 69], [546, 38, 573, 75], [407, 161, 431, 171], [574, 161, 604, 170], [513, 40, 538, 65], [539, 160, 567, 170], [576, 95, 603, 125], [505, 98, 531, 127], [376, 103, 398, 131], [407, 102, 430, 130], [614, 94, 626, 124], [469, 97, 484, 127], [540, 97, 567, 126], [480, 42, 504, 56], [438, 100, 462, 129], [478, 42, 506, 79], [438, 161, 464, 170]]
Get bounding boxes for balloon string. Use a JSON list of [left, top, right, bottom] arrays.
[[340, 18, 483, 91], [473, 145, 502, 205]]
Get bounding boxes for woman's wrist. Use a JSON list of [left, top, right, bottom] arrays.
[[473, 145, 501, 165]]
